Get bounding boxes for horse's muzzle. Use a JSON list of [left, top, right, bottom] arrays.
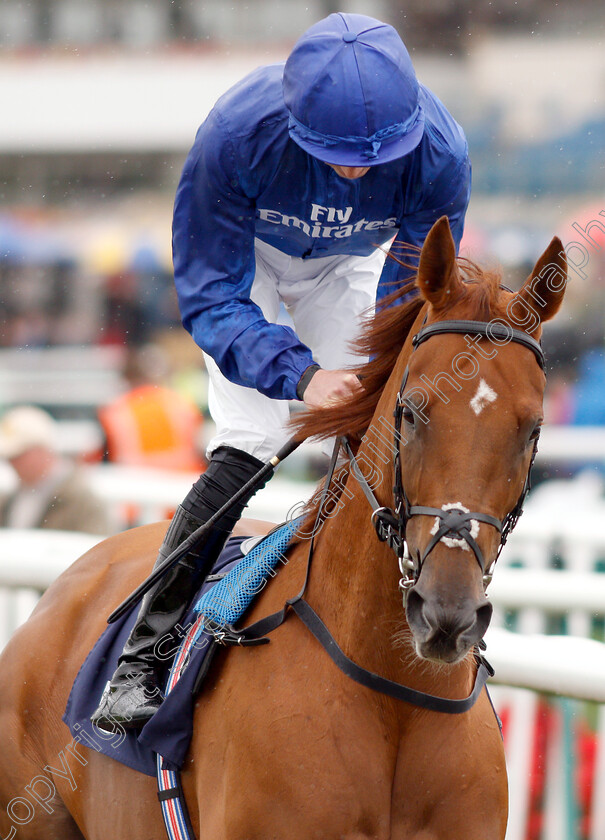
[[405, 587, 493, 664]]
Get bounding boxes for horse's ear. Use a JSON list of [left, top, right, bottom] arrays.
[[514, 236, 567, 325], [416, 216, 462, 310]]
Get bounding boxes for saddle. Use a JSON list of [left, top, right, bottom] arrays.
[[63, 521, 299, 776]]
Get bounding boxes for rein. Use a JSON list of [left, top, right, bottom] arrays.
[[232, 317, 543, 713], [232, 428, 493, 715]]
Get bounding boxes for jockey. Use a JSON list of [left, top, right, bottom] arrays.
[[92, 11, 471, 731]]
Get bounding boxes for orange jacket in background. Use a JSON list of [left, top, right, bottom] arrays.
[[99, 384, 205, 472]]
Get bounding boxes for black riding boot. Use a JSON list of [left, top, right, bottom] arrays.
[[90, 446, 267, 733]]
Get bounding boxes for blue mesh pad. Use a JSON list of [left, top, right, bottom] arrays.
[[63, 536, 249, 776], [194, 517, 302, 628], [63, 522, 301, 775]]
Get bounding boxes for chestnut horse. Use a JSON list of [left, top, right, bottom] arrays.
[[0, 218, 566, 840]]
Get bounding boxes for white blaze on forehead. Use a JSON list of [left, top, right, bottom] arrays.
[[470, 378, 498, 416], [429, 503, 479, 552]]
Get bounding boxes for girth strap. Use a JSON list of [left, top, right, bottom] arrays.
[[156, 619, 204, 840], [158, 787, 181, 803]]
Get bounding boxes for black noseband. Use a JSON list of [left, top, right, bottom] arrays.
[[408, 505, 502, 571]]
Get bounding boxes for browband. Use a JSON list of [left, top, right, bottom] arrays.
[[412, 319, 545, 371]]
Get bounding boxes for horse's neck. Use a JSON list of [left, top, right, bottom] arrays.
[[305, 329, 417, 674], [304, 305, 474, 700], [306, 490, 408, 675]]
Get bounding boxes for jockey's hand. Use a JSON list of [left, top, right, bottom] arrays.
[[302, 369, 363, 409]]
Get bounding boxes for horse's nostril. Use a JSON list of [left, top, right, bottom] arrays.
[[407, 592, 492, 649], [405, 588, 428, 632], [475, 601, 493, 638]]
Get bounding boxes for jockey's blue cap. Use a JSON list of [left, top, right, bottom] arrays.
[[283, 13, 424, 167]]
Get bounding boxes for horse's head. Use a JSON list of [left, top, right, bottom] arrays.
[[401, 217, 566, 663]]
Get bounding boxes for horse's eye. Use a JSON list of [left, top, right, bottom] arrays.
[[529, 422, 542, 441], [402, 405, 415, 426]]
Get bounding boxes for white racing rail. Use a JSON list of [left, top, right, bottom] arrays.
[[2, 464, 605, 839]]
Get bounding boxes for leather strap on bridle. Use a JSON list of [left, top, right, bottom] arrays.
[[229, 317, 544, 712], [411, 319, 545, 371], [354, 317, 544, 588], [233, 435, 494, 714], [406, 506, 501, 569]]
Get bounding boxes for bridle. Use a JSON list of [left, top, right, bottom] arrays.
[[346, 318, 545, 596], [227, 317, 545, 714]]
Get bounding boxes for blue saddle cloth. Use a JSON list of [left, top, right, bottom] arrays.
[[63, 521, 299, 777]]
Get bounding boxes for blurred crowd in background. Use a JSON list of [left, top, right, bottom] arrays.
[[0, 0, 604, 520]]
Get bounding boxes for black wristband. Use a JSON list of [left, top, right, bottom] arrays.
[[296, 364, 321, 400]]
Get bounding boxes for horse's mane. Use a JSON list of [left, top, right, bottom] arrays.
[[288, 252, 505, 539], [291, 254, 505, 446]]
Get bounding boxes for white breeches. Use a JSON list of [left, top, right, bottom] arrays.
[[205, 238, 386, 462]]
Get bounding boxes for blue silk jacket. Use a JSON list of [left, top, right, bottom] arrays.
[[173, 63, 471, 400]]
